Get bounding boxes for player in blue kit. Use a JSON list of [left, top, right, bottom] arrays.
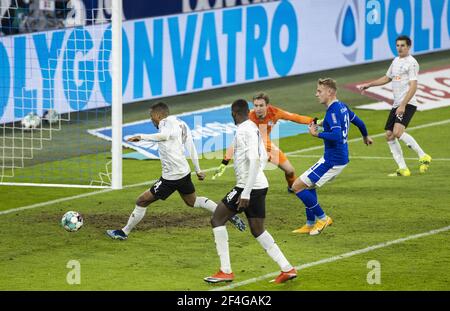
[[292, 78, 373, 236]]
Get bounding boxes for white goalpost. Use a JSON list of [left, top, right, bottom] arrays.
[[111, 0, 122, 190], [0, 0, 123, 189]]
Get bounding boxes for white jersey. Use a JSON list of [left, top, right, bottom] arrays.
[[233, 120, 268, 199], [386, 55, 419, 108], [141, 116, 200, 180]]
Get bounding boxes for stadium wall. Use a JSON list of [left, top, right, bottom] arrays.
[[1, 0, 450, 124]]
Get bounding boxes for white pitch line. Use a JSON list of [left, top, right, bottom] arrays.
[[289, 154, 450, 161], [0, 188, 114, 216], [1, 118, 450, 216], [286, 118, 450, 155], [210, 224, 450, 291], [0, 167, 217, 216]]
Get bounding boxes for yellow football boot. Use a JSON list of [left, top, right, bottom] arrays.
[[309, 216, 333, 236], [292, 224, 314, 234], [419, 154, 432, 173], [388, 168, 411, 177]]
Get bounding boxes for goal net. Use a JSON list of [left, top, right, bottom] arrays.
[[0, 0, 122, 189]]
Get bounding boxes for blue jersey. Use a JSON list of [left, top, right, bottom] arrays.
[[318, 100, 367, 166]]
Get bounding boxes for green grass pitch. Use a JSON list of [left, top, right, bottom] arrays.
[[0, 51, 449, 290]]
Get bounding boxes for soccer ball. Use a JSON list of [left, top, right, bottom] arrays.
[[43, 109, 59, 124], [21, 112, 41, 130], [61, 211, 84, 232]]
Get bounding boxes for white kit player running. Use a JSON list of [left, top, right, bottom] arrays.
[[358, 35, 431, 176], [204, 99, 297, 284], [106, 102, 246, 240]]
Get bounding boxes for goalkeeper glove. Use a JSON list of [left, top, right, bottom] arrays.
[[212, 159, 229, 180], [313, 117, 324, 126]]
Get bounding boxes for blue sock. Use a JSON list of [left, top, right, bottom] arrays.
[[305, 207, 315, 226], [296, 189, 326, 221], [308, 189, 326, 220], [309, 188, 317, 201]]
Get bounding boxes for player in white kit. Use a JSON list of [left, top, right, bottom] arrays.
[[358, 35, 431, 176], [204, 99, 297, 284], [106, 102, 246, 240]]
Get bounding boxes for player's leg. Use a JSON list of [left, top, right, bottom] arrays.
[[385, 109, 410, 176], [175, 174, 213, 210], [181, 192, 246, 231], [278, 159, 297, 192], [394, 105, 431, 173], [176, 174, 215, 211], [245, 190, 296, 283], [106, 177, 173, 240], [124, 190, 158, 233], [291, 177, 317, 233], [292, 159, 338, 235], [204, 195, 240, 283], [106, 189, 159, 240], [269, 143, 296, 191], [386, 130, 410, 176], [177, 174, 246, 231]]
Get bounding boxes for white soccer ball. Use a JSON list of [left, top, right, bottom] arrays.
[[61, 211, 84, 232], [43, 109, 59, 124], [21, 112, 41, 130]]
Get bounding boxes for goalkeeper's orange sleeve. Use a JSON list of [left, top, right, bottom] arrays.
[[275, 107, 314, 125]]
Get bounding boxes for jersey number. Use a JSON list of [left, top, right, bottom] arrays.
[[343, 114, 350, 144]]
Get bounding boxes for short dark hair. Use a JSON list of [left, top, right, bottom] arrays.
[[252, 92, 270, 104], [317, 78, 337, 91], [231, 99, 249, 116], [396, 35, 412, 47], [150, 102, 169, 116]]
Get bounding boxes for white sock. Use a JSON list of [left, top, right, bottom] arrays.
[[256, 230, 293, 272], [399, 132, 426, 158], [194, 196, 217, 213], [122, 205, 146, 235], [213, 226, 232, 274], [387, 139, 408, 169]]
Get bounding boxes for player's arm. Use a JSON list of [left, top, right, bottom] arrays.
[[128, 120, 172, 142], [348, 108, 373, 146], [212, 145, 234, 180], [277, 108, 315, 125], [184, 126, 204, 180], [239, 130, 260, 210], [358, 63, 393, 92], [401, 80, 418, 107], [396, 80, 417, 117], [358, 76, 391, 91], [309, 124, 341, 141], [127, 132, 170, 142], [138, 132, 170, 142], [308, 113, 339, 140]]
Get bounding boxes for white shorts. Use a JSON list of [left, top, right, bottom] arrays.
[[300, 157, 347, 187]]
